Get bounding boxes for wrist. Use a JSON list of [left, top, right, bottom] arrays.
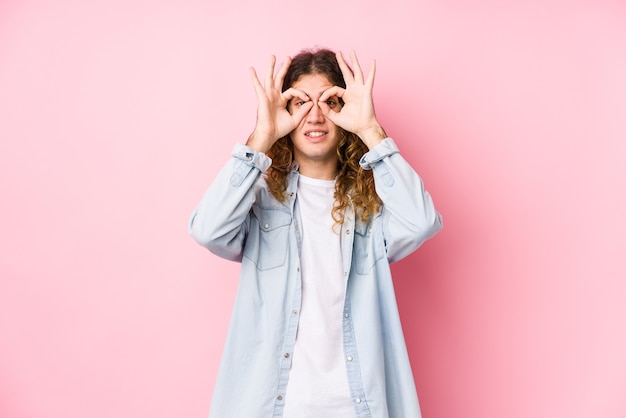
[[246, 131, 276, 154], [358, 125, 387, 149]]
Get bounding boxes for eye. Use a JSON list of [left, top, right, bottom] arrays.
[[325, 99, 338, 108], [288, 100, 305, 113]]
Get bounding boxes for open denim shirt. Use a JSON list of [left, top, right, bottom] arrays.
[[189, 138, 442, 418]]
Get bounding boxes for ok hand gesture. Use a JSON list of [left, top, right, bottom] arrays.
[[247, 56, 312, 153], [318, 51, 386, 149]]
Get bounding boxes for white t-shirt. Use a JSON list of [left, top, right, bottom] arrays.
[[282, 175, 355, 418]]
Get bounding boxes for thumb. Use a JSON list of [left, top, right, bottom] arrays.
[[318, 101, 340, 125], [291, 101, 314, 125]]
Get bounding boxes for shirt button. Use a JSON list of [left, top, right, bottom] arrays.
[[284, 353, 290, 358], [277, 395, 283, 401], [263, 223, 270, 229], [292, 310, 298, 315], [346, 229, 351, 234], [355, 397, 362, 404], [347, 355, 353, 361], [344, 313, 349, 318]]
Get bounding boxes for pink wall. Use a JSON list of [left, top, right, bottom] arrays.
[[1, 0, 625, 417]]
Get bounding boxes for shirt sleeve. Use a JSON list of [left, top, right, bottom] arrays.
[[362, 138, 443, 263], [359, 137, 400, 170], [188, 144, 271, 261]]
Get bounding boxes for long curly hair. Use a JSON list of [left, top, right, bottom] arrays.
[[266, 48, 382, 226]]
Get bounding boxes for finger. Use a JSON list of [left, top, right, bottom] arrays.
[[319, 86, 345, 102], [320, 107, 341, 128], [249, 67, 264, 96], [317, 99, 334, 116], [291, 101, 314, 124], [365, 59, 376, 91], [349, 50, 364, 84], [274, 56, 292, 90], [282, 87, 310, 103], [336, 51, 354, 84], [318, 98, 342, 123], [264, 55, 276, 89]]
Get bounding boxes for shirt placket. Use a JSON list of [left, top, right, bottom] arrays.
[[273, 174, 303, 417], [341, 207, 372, 418]]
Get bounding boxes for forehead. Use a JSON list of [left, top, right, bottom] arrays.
[[290, 73, 334, 96]]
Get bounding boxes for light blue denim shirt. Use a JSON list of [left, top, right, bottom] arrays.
[[189, 138, 442, 418]]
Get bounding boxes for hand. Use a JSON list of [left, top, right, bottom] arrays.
[[318, 51, 386, 149], [247, 55, 313, 153]]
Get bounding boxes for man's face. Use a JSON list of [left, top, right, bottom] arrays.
[[288, 73, 343, 176]]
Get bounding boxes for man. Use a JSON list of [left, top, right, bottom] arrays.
[[189, 48, 442, 418]]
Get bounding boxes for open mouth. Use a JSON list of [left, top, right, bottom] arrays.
[[305, 131, 327, 138]]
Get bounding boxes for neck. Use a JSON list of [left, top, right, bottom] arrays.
[[296, 160, 338, 180]]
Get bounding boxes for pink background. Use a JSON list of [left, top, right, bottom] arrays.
[[1, 0, 625, 417]]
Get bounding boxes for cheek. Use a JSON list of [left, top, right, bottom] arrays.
[[296, 118, 307, 130], [289, 120, 306, 138]]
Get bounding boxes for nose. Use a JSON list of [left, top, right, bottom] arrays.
[[306, 101, 324, 123]]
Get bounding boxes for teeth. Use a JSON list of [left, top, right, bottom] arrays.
[[306, 132, 326, 138]]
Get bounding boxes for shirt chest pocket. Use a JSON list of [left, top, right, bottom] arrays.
[[353, 218, 384, 275], [244, 206, 292, 270]]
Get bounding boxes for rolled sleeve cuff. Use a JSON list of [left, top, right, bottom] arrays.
[[359, 138, 400, 170], [232, 143, 272, 173]]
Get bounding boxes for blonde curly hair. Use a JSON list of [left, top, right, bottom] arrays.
[[266, 48, 382, 225]]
